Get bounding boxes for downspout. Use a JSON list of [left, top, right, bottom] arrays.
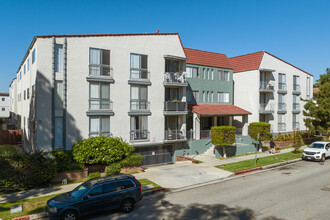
[[51, 37, 55, 150], [63, 38, 67, 150]]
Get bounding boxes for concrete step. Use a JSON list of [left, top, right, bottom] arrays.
[[202, 145, 215, 156]]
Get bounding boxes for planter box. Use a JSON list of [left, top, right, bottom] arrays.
[[86, 164, 106, 174], [176, 155, 200, 164], [51, 168, 88, 183], [120, 166, 144, 174]]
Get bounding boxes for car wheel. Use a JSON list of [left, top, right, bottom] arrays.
[[321, 154, 326, 162], [61, 210, 79, 220], [121, 198, 135, 213], [302, 156, 305, 160]]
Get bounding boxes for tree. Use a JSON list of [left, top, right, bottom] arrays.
[[211, 126, 236, 158], [302, 68, 330, 138], [248, 122, 271, 152]]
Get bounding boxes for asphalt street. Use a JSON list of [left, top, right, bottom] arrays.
[[90, 159, 330, 220]]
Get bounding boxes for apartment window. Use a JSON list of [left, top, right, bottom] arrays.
[[202, 91, 205, 102], [218, 70, 229, 81], [55, 81, 64, 109], [278, 94, 286, 110], [24, 64, 26, 75], [19, 71, 22, 80], [130, 85, 148, 110], [32, 49, 36, 64], [207, 69, 210, 79], [278, 73, 286, 90], [211, 69, 214, 80], [27, 58, 30, 71], [293, 95, 300, 110], [165, 59, 179, 73], [32, 85, 35, 98], [202, 68, 206, 79], [186, 67, 199, 78], [130, 116, 148, 140], [89, 116, 110, 137], [211, 91, 214, 102], [1, 98, 4, 101], [1, 108, 4, 111], [24, 90, 26, 100], [293, 113, 299, 129], [55, 44, 64, 72], [192, 91, 199, 103], [27, 88, 30, 99], [278, 114, 286, 131], [89, 83, 110, 110], [55, 117, 63, 147], [89, 48, 111, 76], [218, 92, 229, 103], [130, 53, 148, 79], [306, 77, 311, 99], [293, 75, 300, 91]]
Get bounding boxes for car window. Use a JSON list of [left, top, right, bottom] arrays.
[[103, 182, 118, 193], [309, 143, 324, 149], [71, 185, 89, 198], [120, 180, 135, 190], [326, 144, 330, 150], [87, 185, 103, 197]]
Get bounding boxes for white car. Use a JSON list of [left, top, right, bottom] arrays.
[[302, 141, 330, 162]]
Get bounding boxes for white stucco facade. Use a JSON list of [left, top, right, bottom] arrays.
[[0, 93, 10, 118]]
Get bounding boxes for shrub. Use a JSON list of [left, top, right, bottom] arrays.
[[72, 136, 135, 165], [105, 162, 121, 176], [120, 153, 142, 167], [88, 172, 101, 180], [248, 122, 271, 141], [211, 126, 236, 145], [52, 150, 84, 173], [0, 145, 18, 157], [0, 151, 57, 191], [293, 132, 304, 153]]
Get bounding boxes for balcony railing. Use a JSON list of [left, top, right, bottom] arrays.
[[293, 84, 300, 91], [278, 123, 286, 131], [260, 81, 274, 90], [130, 129, 149, 141], [278, 83, 286, 90], [130, 100, 150, 110], [278, 103, 286, 111], [293, 103, 300, 111], [89, 64, 113, 77], [200, 130, 211, 139], [164, 129, 186, 141], [164, 101, 187, 112], [164, 72, 186, 84], [259, 103, 274, 112], [293, 122, 300, 130], [89, 99, 113, 110], [130, 68, 150, 80]]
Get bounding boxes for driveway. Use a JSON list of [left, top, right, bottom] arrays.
[[133, 161, 233, 189]]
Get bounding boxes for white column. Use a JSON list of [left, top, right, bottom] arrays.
[[242, 115, 249, 135], [193, 112, 200, 140]]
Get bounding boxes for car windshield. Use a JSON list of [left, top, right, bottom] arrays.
[[70, 180, 96, 198], [309, 143, 324, 149]]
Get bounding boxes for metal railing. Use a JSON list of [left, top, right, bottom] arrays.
[[130, 68, 149, 80], [130, 100, 150, 110], [130, 129, 149, 141], [89, 64, 113, 77], [89, 99, 113, 110], [260, 81, 274, 90], [164, 101, 187, 112], [164, 72, 186, 84], [200, 130, 211, 139], [259, 103, 274, 112], [164, 129, 186, 141], [293, 103, 300, 111], [278, 103, 286, 111], [293, 84, 300, 91], [278, 123, 286, 131], [278, 83, 286, 90], [293, 122, 300, 130]]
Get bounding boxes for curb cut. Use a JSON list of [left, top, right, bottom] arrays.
[[234, 158, 302, 175]]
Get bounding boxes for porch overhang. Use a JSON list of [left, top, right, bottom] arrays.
[[188, 104, 251, 116]]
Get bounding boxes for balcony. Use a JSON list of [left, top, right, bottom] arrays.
[[278, 123, 286, 131], [86, 99, 114, 116], [164, 129, 186, 143], [163, 72, 188, 87], [278, 83, 287, 93], [128, 68, 151, 85], [163, 101, 188, 115], [293, 122, 300, 130], [293, 84, 301, 95], [259, 81, 274, 92], [259, 103, 274, 114], [128, 100, 151, 115], [87, 64, 114, 83], [278, 103, 287, 113], [292, 103, 300, 113], [130, 129, 149, 142]]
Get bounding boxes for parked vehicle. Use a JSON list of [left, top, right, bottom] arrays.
[[302, 141, 330, 162], [46, 174, 143, 220]]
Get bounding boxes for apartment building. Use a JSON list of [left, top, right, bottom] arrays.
[[9, 32, 188, 165], [0, 93, 10, 118], [230, 51, 313, 133]]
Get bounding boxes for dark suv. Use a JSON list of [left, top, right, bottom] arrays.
[[46, 174, 143, 220]]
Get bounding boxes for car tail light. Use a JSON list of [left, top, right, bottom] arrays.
[[135, 178, 142, 192]]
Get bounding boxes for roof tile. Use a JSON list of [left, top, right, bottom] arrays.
[[189, 104, 251, 116]]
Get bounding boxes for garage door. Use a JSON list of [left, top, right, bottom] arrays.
[[135, 145, 173, 166]]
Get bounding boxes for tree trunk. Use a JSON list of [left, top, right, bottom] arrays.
[[259, 141, 262, 152], [222, 145, 227, 158]]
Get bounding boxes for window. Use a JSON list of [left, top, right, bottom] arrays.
[[1, 108, 4, 111], [165, 59, 179, 73], [55, 44, 64, 72], [27, 58, 30, 71], [206, 91, 209, 102], [218, 92, 229, 103], [89, 116, 110, 137], [211, 69, 214, 80], [19, 71, 21, 80], [89, 48, 111, 76], [130, 85, 148, 110], [119, 180, 135, 190], [130, 116, 148, 140], [278, 94, 285, 110], [130, 53, 148, 79], [306, 77, 311, 99], [89, 83, 110, 110], [293, 113, 299, 129], [32, 49, 36, 64], [293, 95, 300, 110], [1, 98, 4, 101], [24, 90, 26, 100], [278, 113, 286, 131], [293, 75, 300, 91], [192, 91, 199, 102], [211, 92, 214, 102], [55, 81, 64, 109], [55, 117, 63, 147], [103, 183, 117, 193], [186, 67, 199, 78], [27, 88, 30, 99], [24, 64, 26, 75], [32, 85, 35, 98], [202, 91, 205, 102], [206, 69, 209, 79], [218, 70, 229, 81], [203, 68, 206, 79], [278, 73, 286, 90], [87, 186, 103, 197]]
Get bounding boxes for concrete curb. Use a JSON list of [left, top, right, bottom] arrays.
[[142, 187, 165, 196]]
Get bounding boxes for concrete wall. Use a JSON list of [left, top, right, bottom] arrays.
[[0, 95, 10, 118]]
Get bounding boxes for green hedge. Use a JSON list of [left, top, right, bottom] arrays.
[[106, 162, 121, 176], [72, 136, 135, 165], [88, 172, 101, 180], [211, 126, 236, 145], [51, 150, 84, 173], [120, 153, 142, 167], [248, 122, 271, 141]]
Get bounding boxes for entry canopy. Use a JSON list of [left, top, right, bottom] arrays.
[[189, 104, 251, 116]]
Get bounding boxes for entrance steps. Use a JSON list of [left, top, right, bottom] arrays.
[[201, 144, 215, 156]]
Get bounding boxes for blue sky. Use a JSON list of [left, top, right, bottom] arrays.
[[0, 0, 329, 92]]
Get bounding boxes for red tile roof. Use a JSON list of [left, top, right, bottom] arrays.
[[189, 104, 251, 116], [184, 48, 233, 69], [229, 51, 312, 76], [36, 32, 180, 38], [0, 93, 9, 96]]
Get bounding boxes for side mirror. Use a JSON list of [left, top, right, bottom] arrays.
[[82, 196, 88, 200]]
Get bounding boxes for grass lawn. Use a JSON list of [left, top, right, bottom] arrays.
[[0, 178, 161, 219], [216, 152, 302, 173]]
